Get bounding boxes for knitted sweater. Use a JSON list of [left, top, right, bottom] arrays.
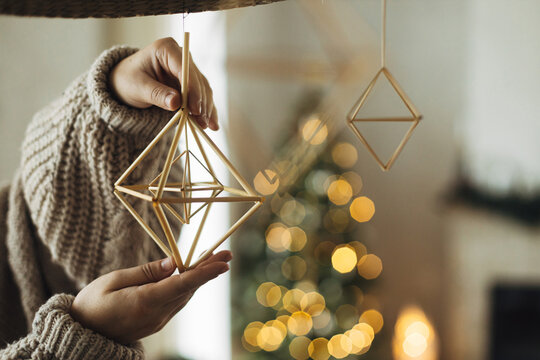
[[0, 46, 182, 359]]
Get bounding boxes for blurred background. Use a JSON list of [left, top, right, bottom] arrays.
[[1, 0, 540, 359]]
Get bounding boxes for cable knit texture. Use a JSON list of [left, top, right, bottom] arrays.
[[0, 45, 182, 358]]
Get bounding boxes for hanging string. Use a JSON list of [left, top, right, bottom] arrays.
[[381, 0, 387, 68]]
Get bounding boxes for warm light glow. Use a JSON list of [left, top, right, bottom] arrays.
[[254, 169, 280, 195], [342, 171, 363, 194], [403, 333, 428, 357], [332, 142, 358, 168], [300, 292, 326, 317], [349, 196, 375, 223], [357, 254, 383, 280], [257, 320, 287, 351], [331, 245, 358, 273], [302, 116, 328, 145], [327, 179, 353, 205], [256, 282, 282, 307], [265, 223, 291, 252], [360, 309, 384, 334], [346, 328, 368, 354], [393, 306, 438, 360], [314, 241, 335, 265], [283, 289, 306, 313], [281, 256, 307, 281], [308, 337, 330, 360], [328, 334, 353, 359], [288, 227, 308, 252], [354, 322, 375, 342], [243, 321, 264, 347], [289, 336, 311, 360], [288, 311, 313, 336]]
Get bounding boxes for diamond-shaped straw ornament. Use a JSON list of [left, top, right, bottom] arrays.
[[347, 0, 422, 171], [114, 33, 264, 272], [347, 67, 422, 171]]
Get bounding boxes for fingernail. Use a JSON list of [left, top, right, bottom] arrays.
[[198, 101, 202, 115], [203, 114, 209, 126], [166, 93, 175, 109], [161, 257, 174, 271]]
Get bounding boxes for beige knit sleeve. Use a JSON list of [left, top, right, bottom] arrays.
[[20, 46, 178, 286], [0, 294, 144, 360]]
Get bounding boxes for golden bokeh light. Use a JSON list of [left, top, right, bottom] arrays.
[[327, 179, 353, 205], [360, 309, 384, 334], [254, 169, 280, 195], [302, 116, 328, 145], [331, 245, 358, 274], [265, 223, 291, 253], [342, 171, 363, 195], [257, 320, 287, 351], [243, 321, 264, 347], [288, 227, 308, 252], [289, 336, 311, 360], [283, 288, 306, 313], [328, 334, 353, 359], [300, 292, 326, 317], [346, 328, 368, 354], [241, 334, 261, 352], [335, 304, 359, 330], [349, 241, 368, 260], [331, 142, 358, 168], [349, 196, 375, 223], [403, 333, 428, 357], [354, 322, 375, 342], [308, 337, 330, 360], [281, 256, 307, 281], [331, 142, 355, 166], [276, 315, 291, 326], [256, 282, 282, 307], [357, 254, 383, 280], [288, 311, 313, 336], [393, 306, 438, 360]]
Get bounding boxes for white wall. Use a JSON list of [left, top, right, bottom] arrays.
[[0, 16, 104, 183], [462, 0, 540, 196]]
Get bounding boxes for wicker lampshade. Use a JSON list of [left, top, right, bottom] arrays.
[[0, 0, 285, 18]]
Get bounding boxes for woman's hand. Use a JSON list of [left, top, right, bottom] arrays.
[[70, 251, 231, 344], [110, 37, 218, 130]]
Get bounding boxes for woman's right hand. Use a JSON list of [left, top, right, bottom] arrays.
[[70, 251, 231, 344]]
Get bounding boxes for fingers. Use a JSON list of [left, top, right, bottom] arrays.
[[150, 38, 218, 130], [106, 257, 176, 290], [151, 252, 232, 300], [141, 75, 181, 111]]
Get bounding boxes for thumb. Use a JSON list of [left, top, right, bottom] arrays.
[[107, 257, 176, 290], [140, 76, 181, 111]]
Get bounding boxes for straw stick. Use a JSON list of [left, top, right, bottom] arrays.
[[115, 110, 183, 186], [184, 193, 215, 267], [155, 112, 187, 200], [189, 201, 263, 269], [161, 196, 263, 204], [152, 202, 185, 272], [191, 120, 257, 196], [114, 190, 172, 257]]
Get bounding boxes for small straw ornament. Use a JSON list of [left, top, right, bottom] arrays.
[[346, 0, 422, 171]]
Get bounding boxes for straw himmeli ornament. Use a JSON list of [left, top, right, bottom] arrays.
[[0, 0, 284, 18], [114, 32, 264, 272]]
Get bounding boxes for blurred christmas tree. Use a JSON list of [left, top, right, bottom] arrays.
[[231, 92, 386, 360]]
